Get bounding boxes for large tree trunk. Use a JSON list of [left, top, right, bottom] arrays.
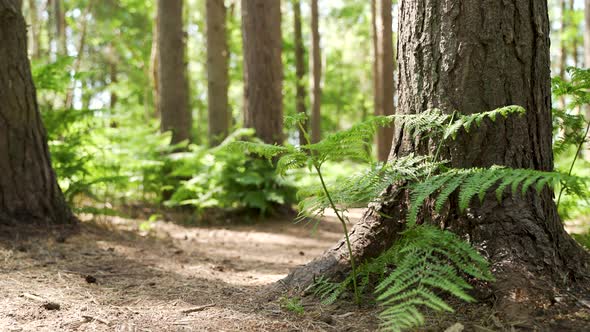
[[206, 0, 230, 147], [293, 0, 307, 146], [241, 0, 283, 144], [0, 0, 74, 225], [282, 0, 589, 316], [158, 0, 192, 144], [309, 0, 321, 144], [374, 0, 394, 162]]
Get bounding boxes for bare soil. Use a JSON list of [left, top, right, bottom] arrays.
[[0, 211, 588, 331]]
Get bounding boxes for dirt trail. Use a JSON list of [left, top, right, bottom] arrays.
[[0, 211, 379, 332]]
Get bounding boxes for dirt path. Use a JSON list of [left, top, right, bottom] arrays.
[[2, 212, 588, 331], [0, 212, 379, 332]]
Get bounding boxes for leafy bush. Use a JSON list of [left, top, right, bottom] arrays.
[[166, 129, 297, 216]]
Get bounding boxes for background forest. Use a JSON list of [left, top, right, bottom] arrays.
[[1, 0, 590, 331], [21, 0, 590, 233]]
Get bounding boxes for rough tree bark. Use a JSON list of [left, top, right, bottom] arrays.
[[0, 0, 74, 225], [310, 0, 321, 144], [241, 0, 283, 144], [293, 0, 307, 146], [374, 0, 394, 162], [158, 0, 192, 144], [206, 0, 230, 147], [281, 0, 589, 316]]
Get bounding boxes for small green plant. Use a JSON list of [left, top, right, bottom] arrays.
[[280, 296, 305, 315]]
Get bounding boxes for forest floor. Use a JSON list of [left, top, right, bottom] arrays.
[[1, 209, 589, 332]]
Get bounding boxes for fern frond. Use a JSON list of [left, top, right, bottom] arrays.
[[374, 226, 493, 332], [409, 167, 588, 225], [296, 155, 440, 220]]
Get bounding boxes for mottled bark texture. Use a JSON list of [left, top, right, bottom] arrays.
[[293, 0, 307, 146], [241, 0, 283, 144], [158, 0, 192, 144], [374, 0, 394, 162], [282, 0, 589, 314], [206, 0, 230, 147], [310, 0, 321, 144], [0, 1, 74, 225]]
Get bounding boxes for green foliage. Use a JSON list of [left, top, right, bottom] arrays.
[[167, 130, 296, 215], [551, 67, 590, 220], [279, 296, 305, 315], [408, 166, 587, 226], [375, 226, 493, 331]]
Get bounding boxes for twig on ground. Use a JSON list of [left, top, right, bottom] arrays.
[[181, 303, 216, 314]]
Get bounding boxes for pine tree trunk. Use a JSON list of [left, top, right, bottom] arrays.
[[0, 1, 74, 225], [281, 0, 589, 315], [293, 0, 307, 146], [54, 0, 66, 55], [150, 11, 160, 118], [158, 0, 191, 144], [374, 0, 394, 162], [206, 0, 230, 147], [310, 0, 321, 144], [241, 0, 283, 144], [26, 0, 40, 59]]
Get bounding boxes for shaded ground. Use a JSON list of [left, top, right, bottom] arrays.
[[0, 210, 588, 331]]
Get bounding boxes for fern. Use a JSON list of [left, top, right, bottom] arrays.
[[407, 166, 587, 226], [309, 225, 494, 332]]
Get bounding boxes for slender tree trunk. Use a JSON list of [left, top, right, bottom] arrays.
[[27, 0, 40, 58], [281, 0, 589, 317], [0, 0, 74, 225], [374, 0, 394, 162], [241, 0, 283, 144], [150, 12, 160, 118], [293, 0, 307, 146], [585, 0, 590, 159], [110, 63, 118, 109], [310, 0, 321, 143], [571, 0, 578, 68], [206, 0, 230, 146], [64, 0, 93, 109], [54, 0, 66, 55], [158, 0, 191, 144]]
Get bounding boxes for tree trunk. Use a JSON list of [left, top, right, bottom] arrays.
[[54, 0, 66, 55], [150, 11, 160, 118], [281, 0, 589, 316], [374, 0, 394, 162], [293, 0, 307, 146], [26, 0, 40, 58], [585, 0, 590, 159], [206, 0, 230, 147], [158, 0, 191, 144], [0, 1, 74, 225], [241, 0, 283, 144], [310, 0, 321, 144], [64, 0, 93, 109]]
